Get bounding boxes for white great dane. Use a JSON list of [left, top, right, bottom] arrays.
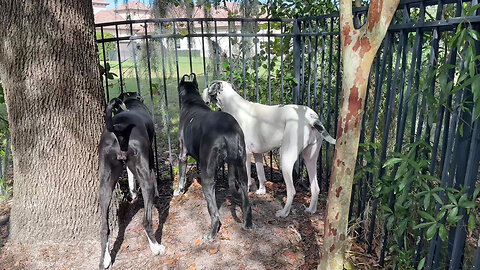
[[202, 81, 336, 218]]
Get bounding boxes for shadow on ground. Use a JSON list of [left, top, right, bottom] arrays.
[[0, 162, 328, 270]]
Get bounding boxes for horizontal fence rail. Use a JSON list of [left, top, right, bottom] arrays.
[[96, 0, 480, 268]]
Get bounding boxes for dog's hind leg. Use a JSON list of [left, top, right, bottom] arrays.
[[245, 152, 254, 191], [137, 166, 166, 255], [253, 153, 267, 195], [276, 143, 301, 218], [201, 171, 222, 241], [126, 166, 138, 202], [173, 141, 187, 196], [235, 162, 253, 230], [99, 160, 122, 269], [302, 142, 321, 214]]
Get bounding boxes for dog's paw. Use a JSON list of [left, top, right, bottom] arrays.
[[149, 242, 166, 256], [255, 187, 266, 195], [275, 209, 290, 218], [203, 232, 216, 242], [102, 251, 112, 269], [304, 206, 317, 214], [242, 223, 256, 231], [130, 192, 138, 203], [173, 189, 182, 196]]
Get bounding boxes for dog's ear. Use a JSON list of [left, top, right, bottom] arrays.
[[190, 73, 198, 88], [208, 81, 222, 96], [136, 94, 144, 102], [181, 74, 190, 83]]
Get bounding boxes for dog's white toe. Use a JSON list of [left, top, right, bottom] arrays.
[[103, 250, 112, 269], [255, 187, 266, 195], [305, 206, 317, 214], [275, 209, 289, 218], [149, 241, 165, 255]]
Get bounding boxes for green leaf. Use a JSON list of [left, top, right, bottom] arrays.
[[417, 257, 426, 270], [426, 224, 437, 240], [438, 224, 448, 241], [413, 221, 436, 229], [468, 214, 476, 232], [383, 157, 403, 168], [468, 29, 480, 41], [447, 192, 457, 204], [432, 193, 443, 205], [448, 207, 459, 223], [419, 211, 436, 222]]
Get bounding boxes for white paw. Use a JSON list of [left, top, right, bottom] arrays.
[[275, 209, 289, 218], [173, 189, 181, 196], [103, 250, 111, 269], [131, 192, 138, 201], [255, 187, 266, 195], [305, 206, 317, 214], [149, 241, 166, 255]]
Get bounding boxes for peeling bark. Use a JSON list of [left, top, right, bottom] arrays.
[[318, 0, 399, 269], [0, 0, 104, 243]]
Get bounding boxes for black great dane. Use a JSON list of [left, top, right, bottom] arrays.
[[98, 92, 164, 269], [174, 74, 253, 240]]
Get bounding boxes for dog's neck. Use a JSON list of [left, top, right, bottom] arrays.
[[217, 87, 251, 115]]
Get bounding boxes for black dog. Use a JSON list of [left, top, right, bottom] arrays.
[[174, 74, 253, 240], [98, 92, 164, 269]]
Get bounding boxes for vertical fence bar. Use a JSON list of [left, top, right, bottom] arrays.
[[312, 20, 320, 110], [228, 21, 233, 83], [280, 21, 285, 104], [115, 24, 124, 94], [293, 17, 301, 105], [367, 31, 394, 254], [158, 22, 174, 180], [255, 20, 259, 102], [100, 26, 110, 102], [379, 29, 408, 265], [325, 17, 335, 187], [144, 22, 161, 182], [201, 21, 208, 87], [187, 20, 193, 74], [242, 20, 246, 99], [173, 22, 181, 108], [306, 22, 313, 107], [130, 22, 142, 95], [215, 21, 220, 80]]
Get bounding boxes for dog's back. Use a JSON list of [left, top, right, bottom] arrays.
[[179, 79, 246, 167]]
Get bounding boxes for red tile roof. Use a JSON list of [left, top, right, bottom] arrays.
[[115, 1, 150, 11], [94, 10, 125, 24]]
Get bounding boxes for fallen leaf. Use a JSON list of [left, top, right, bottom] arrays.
[[133, 225, 143, 233], [188, 263, 196, 270], [275, 229, 282, 234], [220, 236, 230, 240], [194, 239, 201, 246], [170, 214, 175, 220], [283, 250, 296, 260], [209, 248, 218, 254], [121, 243, 129, 249], [168, 258, 177, 266], [248, 193, 255, 198]]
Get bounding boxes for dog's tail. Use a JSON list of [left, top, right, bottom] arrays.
[[105, 98, 127, 132], [313, 120, 336, 144]]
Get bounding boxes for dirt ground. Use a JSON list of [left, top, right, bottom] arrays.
[[0, 166, 381, 270]]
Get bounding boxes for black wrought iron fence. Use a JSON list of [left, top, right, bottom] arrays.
[[95, 0, 480, 268]]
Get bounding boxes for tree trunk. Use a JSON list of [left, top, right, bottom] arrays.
[[0, 0, 104, 243], [318, 0, 399, 268]]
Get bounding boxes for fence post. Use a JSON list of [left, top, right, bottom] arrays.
[[293, 17, 301, 105]]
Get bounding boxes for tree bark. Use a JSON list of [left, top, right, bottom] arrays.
[[318, 0, 399, 269], [0, 0, 104, 243]]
